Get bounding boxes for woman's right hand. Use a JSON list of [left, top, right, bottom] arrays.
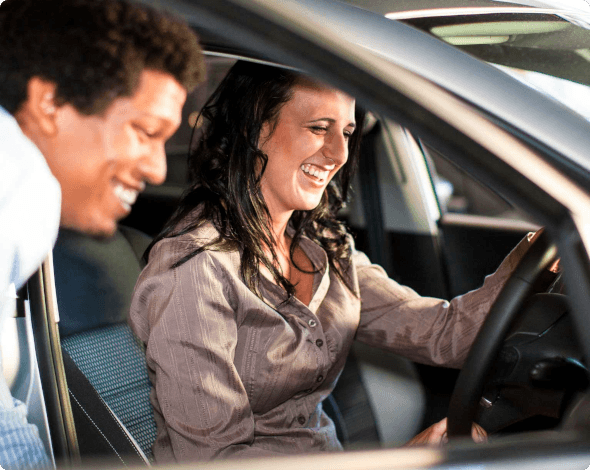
[[403, 417, 487, 447]]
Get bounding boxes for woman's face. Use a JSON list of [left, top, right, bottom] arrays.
[[259, 82, 356, 219]]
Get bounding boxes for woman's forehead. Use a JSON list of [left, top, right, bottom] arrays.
[[286, 81, 356, 121], [294, 76, 354, 101]]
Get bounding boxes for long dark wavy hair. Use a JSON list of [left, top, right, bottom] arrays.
[[148, 60, 364, 301]]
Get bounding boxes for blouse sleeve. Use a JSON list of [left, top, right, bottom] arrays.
[[354, 235, 533, 369], [131, 248, 278, 462]]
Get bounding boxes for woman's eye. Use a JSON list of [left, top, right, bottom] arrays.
[[310, 126, 328, 134]]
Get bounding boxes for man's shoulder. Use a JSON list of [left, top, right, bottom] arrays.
[[0, 106, 59, 196], [0, 105, 62, 290]]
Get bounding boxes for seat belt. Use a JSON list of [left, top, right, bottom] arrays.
[[62, 351, 149, 465]]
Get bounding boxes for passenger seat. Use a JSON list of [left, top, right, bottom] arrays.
[[52, 226, 155, 464]]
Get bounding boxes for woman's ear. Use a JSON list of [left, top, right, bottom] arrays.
[[16, 77, 59, 136]]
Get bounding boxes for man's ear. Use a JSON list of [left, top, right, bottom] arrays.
[[17, 77, 59, 136]]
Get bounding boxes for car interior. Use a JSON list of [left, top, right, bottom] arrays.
[[48, 56, 432, 465], [6, 3, 590, 468]]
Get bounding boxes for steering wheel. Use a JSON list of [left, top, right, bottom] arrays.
[[447, 231, 558, 438]]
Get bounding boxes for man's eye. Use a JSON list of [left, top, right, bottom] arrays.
[[134, 124, 155, 138]]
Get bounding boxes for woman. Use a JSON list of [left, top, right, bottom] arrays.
[[129, 61, 528, 462]]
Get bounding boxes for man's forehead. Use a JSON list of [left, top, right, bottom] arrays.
[[110, 69, 186, 124]]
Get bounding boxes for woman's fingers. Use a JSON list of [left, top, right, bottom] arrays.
[[528, 228, 560, 273], [548, 258, 561, 273], [471, 422, 488, 443], [405, 419, 487, 447], [404, 418, 447, 446]]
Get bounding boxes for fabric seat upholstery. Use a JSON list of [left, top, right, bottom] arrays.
[[54, 227, 149, 337], [53, 226, 156, 462]]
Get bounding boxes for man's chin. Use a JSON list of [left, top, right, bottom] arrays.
[[59, 216, 118, 239]]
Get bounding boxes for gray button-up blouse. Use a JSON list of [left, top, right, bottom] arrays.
[[129, 222, 530, 463]]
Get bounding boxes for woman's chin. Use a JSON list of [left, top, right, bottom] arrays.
[[296, 197, 323, 212]]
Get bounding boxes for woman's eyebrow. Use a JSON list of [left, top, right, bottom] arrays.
[[308, 118, 356, 128]]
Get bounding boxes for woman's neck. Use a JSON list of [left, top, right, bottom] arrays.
[[266, 208, 315, 306], [268, 209, 293, 251]]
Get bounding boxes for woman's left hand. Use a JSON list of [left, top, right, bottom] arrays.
[[528, 229, 560, 273], [403, 418, 487, 447]]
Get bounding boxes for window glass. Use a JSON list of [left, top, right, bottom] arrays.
[[494, 64, 590, 121], [426, 65, 590, 222], [424, 143, 530, 221]]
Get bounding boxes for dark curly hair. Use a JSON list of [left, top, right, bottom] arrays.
[[0, 0, 204, 115], [149, 61, 364, 301]]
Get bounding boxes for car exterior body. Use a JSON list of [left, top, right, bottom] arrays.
[[5, 0, 590, 469]]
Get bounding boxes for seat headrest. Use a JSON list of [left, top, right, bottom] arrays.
[[53, 226, 151, 337]]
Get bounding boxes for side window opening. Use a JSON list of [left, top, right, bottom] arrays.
[[423, 142, 532, 223]]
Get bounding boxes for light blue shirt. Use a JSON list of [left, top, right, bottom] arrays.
[[0, 105, 59, 469], [0, 106, 61, 305]]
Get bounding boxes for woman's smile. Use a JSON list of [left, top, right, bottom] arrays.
[[300, 163, 334, 184]]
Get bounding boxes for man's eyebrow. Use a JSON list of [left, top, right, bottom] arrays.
[[138, 111, 182, 129]]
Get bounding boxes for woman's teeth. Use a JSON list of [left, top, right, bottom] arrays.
[[301, 164, 329, 181], [113, 184, 139, 211]]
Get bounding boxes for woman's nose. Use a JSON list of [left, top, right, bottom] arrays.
[[324, 133, 348, 165]]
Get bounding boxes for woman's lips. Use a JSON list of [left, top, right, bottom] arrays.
[[301, 163, 331, 182]]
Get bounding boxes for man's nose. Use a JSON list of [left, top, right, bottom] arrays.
[[139, 143, 167, 186]]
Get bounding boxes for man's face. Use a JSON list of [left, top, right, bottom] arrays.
[[43, 69, 187, 236]]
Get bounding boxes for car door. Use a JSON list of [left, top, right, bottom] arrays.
[[24, 0, 590, 468], [345, 115, 539, 429]]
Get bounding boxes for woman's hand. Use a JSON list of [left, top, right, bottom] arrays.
[[403, 418, 487, 447], [528, 229, 560, 273]]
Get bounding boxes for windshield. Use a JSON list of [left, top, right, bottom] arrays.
[[400, 10, 590, 88], [495, 64, 590, 120]]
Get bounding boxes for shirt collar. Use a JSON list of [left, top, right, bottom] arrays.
[[259, 227, 330, 313]]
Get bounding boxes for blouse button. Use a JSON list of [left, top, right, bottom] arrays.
[[317, 375, 324, 382], [315, 339, 323, 347], [297, 415, 306, 425], [308, 319, 317, 328]]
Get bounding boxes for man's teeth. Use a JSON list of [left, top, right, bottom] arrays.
[[114, 184, 139, 209], [301, 164, 329, 181]]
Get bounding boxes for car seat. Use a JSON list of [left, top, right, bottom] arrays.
[[52, 226, 155, 465]]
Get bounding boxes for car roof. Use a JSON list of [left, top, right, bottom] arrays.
[[340, 0, 590, 16], [184, 0, 590, 177]]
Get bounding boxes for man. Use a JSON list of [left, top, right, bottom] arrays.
[[0, 0, 204, 467]]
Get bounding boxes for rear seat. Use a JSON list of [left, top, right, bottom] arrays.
[[52, 226, 155, 464]]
